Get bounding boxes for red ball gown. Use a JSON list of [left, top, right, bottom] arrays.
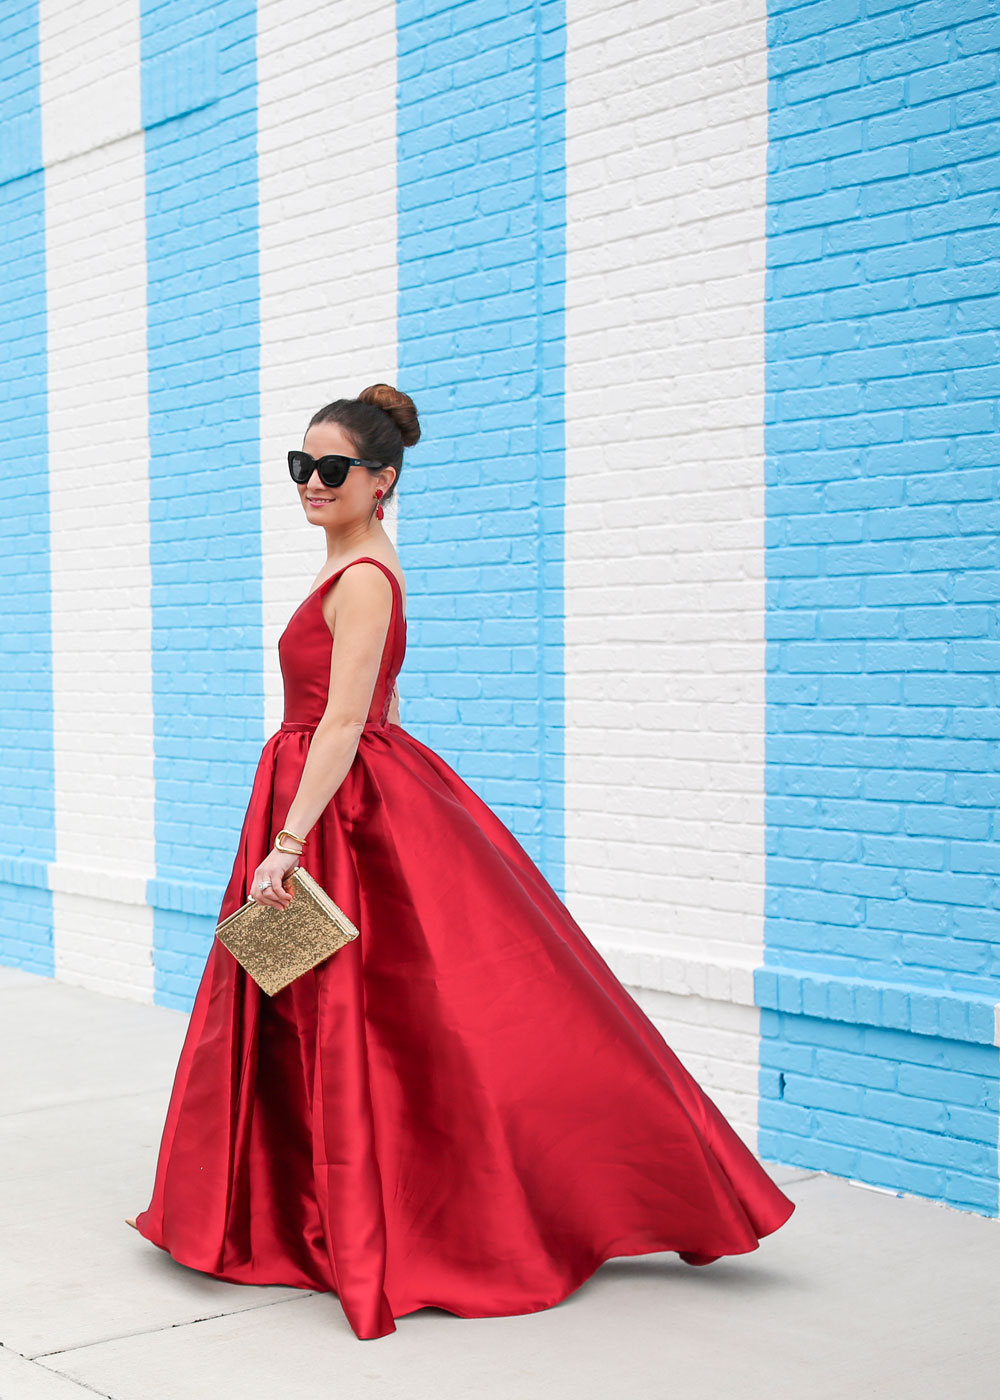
[[135, 555, 795, 1340]]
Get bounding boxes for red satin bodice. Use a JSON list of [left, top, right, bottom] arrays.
[[278, 557, 405, 730]]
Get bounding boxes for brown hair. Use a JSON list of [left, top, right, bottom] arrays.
[[306, 383, 420, 507]]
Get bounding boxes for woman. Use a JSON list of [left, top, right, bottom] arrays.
[[129, 383, 795, 1341]]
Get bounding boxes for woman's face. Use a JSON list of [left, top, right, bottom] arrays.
[[298, 421, 395, 527]]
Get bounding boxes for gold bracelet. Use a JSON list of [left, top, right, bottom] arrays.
[[274, 828, 307, 854]]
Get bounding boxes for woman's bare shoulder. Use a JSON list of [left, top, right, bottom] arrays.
[[318, 556, 406, 633]]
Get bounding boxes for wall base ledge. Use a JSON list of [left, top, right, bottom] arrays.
[[755, 965, 1000, 1048]]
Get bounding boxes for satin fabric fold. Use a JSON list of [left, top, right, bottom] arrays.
[[135, 558, 795, 1340]]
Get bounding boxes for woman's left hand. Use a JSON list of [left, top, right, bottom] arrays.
[[250, 848, 300, 910]]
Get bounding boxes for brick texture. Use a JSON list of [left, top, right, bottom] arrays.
[[764, 0, 1000, 1215]]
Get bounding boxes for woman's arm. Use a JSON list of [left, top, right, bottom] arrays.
[[388, 679, 400, 724], [251, 563, 393, 908]]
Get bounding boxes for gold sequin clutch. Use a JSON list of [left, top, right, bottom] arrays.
[[214, 865, 360, 996]]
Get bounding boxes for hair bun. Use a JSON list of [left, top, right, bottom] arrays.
[[357, 383, 421, 449]]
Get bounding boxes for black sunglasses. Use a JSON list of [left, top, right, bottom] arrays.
[[288, 450, 389, 488]]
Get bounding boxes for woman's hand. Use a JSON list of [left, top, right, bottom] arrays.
[[249, 847, 300, 910]]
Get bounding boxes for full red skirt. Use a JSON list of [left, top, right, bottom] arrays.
[[135, 719, 795, 1340], [136, 557, 794, 1340]]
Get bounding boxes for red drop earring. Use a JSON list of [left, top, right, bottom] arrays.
[[374, 488, 384, 520]]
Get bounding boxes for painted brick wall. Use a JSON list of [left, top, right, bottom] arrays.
[[2, 0, 997, 1219], [763, 0, 1000, 1214]]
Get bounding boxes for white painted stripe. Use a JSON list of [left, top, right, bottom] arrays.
[[256, 0, 399, 738], [564, 0, 770, 1140], [39, 0, 155, 1000]]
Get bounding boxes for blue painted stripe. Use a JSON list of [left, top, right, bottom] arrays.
[[140, 0, 262, 1011], [0, 2, 54, 975], [762, 0, 1000, 1216], [395, 0, 567, 892]]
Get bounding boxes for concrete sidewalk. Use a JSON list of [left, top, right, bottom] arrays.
[[1, 963, 997, 1400]]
